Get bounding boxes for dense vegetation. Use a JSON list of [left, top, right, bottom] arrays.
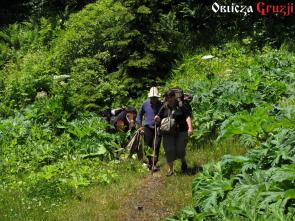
[[167, 45, 295, 220], [0, 0, 294, 220]]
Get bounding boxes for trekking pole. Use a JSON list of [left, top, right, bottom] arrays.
[[151, 125, 157, 175]]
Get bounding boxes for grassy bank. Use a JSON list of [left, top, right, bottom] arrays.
[[42, 140, 245, 221]]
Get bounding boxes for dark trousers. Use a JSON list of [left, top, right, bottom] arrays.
[[144, 126, 161, 166]]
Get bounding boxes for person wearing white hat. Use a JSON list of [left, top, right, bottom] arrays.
[[148, 86, 160, 98], [136, 87, 163, 171]]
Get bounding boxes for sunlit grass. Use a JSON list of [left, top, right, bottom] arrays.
[[48, 160, 146, 221], [0, 139, 246, 221], [52, 140, 246, 221]]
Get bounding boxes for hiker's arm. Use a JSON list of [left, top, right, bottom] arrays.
[[154, 115, 160, 123], [186, 116, 193, 136], [154, 104, 164, 123], [136, 104, 144, 128]]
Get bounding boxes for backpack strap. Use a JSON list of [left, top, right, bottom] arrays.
[[156, 102, 167, 116]]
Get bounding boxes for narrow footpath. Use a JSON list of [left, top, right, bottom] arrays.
[[119, 172, 170, 221]]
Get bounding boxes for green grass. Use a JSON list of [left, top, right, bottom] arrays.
[[48, 160, 146, 221], [160, 139, 248, 220], [0, 139, 246, 221], [0, 159, 146, 221], [0, 189, 55, 221], [45, 140, 247, 220]]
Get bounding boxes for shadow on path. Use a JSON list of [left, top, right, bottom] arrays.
[[181, 165, 203, 176]]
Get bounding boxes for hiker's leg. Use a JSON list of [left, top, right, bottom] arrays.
[[176, 132, 188, 171], [176, 132, 188, 160], [144, 126, 153, 167], [181, 158, 188, 172], [167, 161, 174, 176], [144, 126, 153, 147], [163, 135, 176, 174]]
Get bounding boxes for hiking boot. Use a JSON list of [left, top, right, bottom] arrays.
[[181, 161, 188, 172], [147, 164, 152, 170], [166, 170, 174, 177], [151, 165, 159, 172]]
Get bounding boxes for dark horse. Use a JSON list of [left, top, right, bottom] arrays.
[[102, 107, 137, 133]]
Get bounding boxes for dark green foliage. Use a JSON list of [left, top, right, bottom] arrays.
[[0, 111, 126, 199], [67, 57, 117, 112], [188, 129, 295, 220], [172, 0, 295, 48], [119, 0, 181, 77], [0, 0, 184, 111], [168, 45, 295, 221], [0, 0, 294, 218], [0, 0, 95, 25], [1, 0, 294, 112], [167, 44, 295, 146], [218, 104, 295, 147], [170, 111, 295, 220]]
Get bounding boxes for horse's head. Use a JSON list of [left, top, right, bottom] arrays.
[[109, 106, 137, 132], [125, 107, 137, 130]]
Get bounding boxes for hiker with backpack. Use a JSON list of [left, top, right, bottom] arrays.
[[154, 89, 193, 176], [136, 87, 162, 171], [102, 107, 137, 133]]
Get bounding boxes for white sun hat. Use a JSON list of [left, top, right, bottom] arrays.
[[148, 87, 160, 98]]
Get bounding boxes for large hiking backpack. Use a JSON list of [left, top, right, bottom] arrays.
[[158, 88, 193, 135], [102, 107, 124, 124], [169, 88, 193, 107]]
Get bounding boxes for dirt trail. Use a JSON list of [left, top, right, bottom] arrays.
[[119, 172, 171, 221]]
